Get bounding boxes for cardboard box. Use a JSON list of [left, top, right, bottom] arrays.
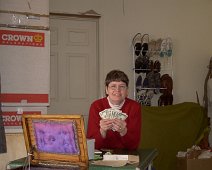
[[177, 157, 212, 170]]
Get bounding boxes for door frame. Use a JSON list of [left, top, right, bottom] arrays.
[[49, 12, 101, 114], [50, 12, 101, 98]]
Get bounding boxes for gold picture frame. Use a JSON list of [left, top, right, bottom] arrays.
[[22, 114, 88, 169]]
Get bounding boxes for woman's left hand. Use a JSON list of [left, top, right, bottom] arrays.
[[112, 119, 127, 136]]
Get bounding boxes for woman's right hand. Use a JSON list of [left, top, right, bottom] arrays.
[[99, 119, 113, 138], [100, 119, 113, 131]]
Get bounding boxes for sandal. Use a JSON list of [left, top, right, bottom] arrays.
[[159, 39, 167, 57], [141, 34, 149, 56], [166, 37, 172, 57], [136, 75, 143, 92], [154, 60, 161, 73], [155, 38, 162, 56], [148, 39, 157, 57], [132, 33, 142, 56], [135, 56, 143, 74]]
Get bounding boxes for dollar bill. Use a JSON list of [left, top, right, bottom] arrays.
[[99, 108, 128, 120]]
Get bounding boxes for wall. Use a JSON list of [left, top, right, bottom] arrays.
[[50, 0, 212, 105]]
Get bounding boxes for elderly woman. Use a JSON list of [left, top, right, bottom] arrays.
[[87, 69, 142, 150]]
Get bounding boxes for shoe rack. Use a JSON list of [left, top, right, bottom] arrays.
[[132, 33, 173, 106]]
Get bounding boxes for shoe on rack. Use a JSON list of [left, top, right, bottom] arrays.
[[155, 38, 162, 56], [143, 77, 149, 88], [146, 60, 154, 75], [154, 72, 161, 94], [166, 37, 172, 57], [160, 74, 173, 94], [140, 55, 150, 74], [134, 43, 142, 56], [159, 39, 167, 57], [132, 33, 142, 56], [141, 34, 149, 56], [147, 39, 156, 57], [135, 56, 143, 74], [146, 90, 154, 106], [153, 60, 161, 73], [146, 71, 155, 88], [136, 75, 143, 92]]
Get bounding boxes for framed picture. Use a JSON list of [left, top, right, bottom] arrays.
[[22, 114, 88, 168]]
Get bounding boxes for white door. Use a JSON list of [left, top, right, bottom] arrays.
[[48, 15, 99, 128]]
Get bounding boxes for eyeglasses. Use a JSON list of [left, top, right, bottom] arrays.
[[108, 84, 127, 91]]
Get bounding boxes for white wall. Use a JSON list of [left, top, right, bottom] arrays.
[[50, 0, 212, 105]]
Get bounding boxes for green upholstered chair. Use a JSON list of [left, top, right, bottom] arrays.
[[139, 102, 209, 170]]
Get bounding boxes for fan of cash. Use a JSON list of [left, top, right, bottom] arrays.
[[99, 108, 128, 120]]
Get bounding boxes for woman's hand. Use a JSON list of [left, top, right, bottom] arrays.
[[99, 119, 113, 138], [112, 119, 127, 136]]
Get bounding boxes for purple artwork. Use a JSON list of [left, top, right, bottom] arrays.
[[33, 120, 80, 155]]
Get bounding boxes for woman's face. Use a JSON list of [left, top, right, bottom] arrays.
[[105, 81, 128, 105]]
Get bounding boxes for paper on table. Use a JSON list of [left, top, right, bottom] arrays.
[[91, 160, 128, 167], [91, 155, 139, 167], [103, 154, 129, 160]]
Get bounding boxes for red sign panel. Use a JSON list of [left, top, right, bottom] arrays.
[[0, 30, 45, 47], [1, 93, 49, 103], [2, 111, 41, 126]]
